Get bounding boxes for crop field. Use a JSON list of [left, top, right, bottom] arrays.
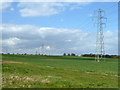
[[2, 54, 118, 88]]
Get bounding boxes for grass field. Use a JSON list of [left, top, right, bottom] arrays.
[[2, 54, 118, 88]]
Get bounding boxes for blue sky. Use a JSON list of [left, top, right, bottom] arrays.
[[2, 2, 118, 31], [1, 2, 118, 55]]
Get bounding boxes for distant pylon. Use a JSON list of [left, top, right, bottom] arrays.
[[41, 44, 44, 55], [94, 9, 107, 62], [36, 51, 37, 55]]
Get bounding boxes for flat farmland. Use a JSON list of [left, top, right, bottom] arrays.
[[2, 54, 118, 88]]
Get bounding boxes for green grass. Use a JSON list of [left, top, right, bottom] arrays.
[[2, 54, 118, 88]]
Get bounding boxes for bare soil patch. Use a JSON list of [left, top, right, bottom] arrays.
[[1, 60, 22, 64], [41, 79, 50, 83]]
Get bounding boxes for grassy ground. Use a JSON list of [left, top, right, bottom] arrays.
[[2, 54, 118, 88]]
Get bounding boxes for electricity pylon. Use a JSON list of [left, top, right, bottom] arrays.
[[41, 44, 44, 55], [94, 9, 107, 62], [36, 51, 37, 55]]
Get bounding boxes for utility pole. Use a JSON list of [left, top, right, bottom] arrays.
[[94, 9, 107, 62]]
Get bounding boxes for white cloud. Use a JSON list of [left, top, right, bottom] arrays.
[[69, 2, 90, 10], [104, 30, 118, 53], [0, 2, 11, 10], [1, 24, 118, 55], [10, 7, 14, 11], [46, 46, 51, 50], [17, 2, 90, 17], [2, 37, 20, 46], [89, 14, 93, 17], [70, 6, 81, 10], [18, 2, 67, 17], [105, 30, 113, 37], [66, 40, 72, 42]]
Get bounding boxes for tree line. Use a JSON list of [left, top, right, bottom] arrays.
[[63, 53, 119, 58], [81, 54, 119, 58], [2, 53, 119, 58], [63, 53, 77, 56]]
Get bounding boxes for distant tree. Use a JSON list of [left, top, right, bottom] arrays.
[[82, 54, 95, 57], [63, 53, 66, 56], [68, 53, 70, 56], [24, 53, 27, 55], [105, 54, 110, 58], [71, 53, 76, 56], [7, 53, 10, 55]]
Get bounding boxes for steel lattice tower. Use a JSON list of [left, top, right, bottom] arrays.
[[94, 9, 107, 62], [41, 44, 44, 55]]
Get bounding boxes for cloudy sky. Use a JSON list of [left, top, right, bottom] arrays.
[[1, 1, 118, 55]]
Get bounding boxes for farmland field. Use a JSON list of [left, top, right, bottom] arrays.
[[2, 54, 118, 88]]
